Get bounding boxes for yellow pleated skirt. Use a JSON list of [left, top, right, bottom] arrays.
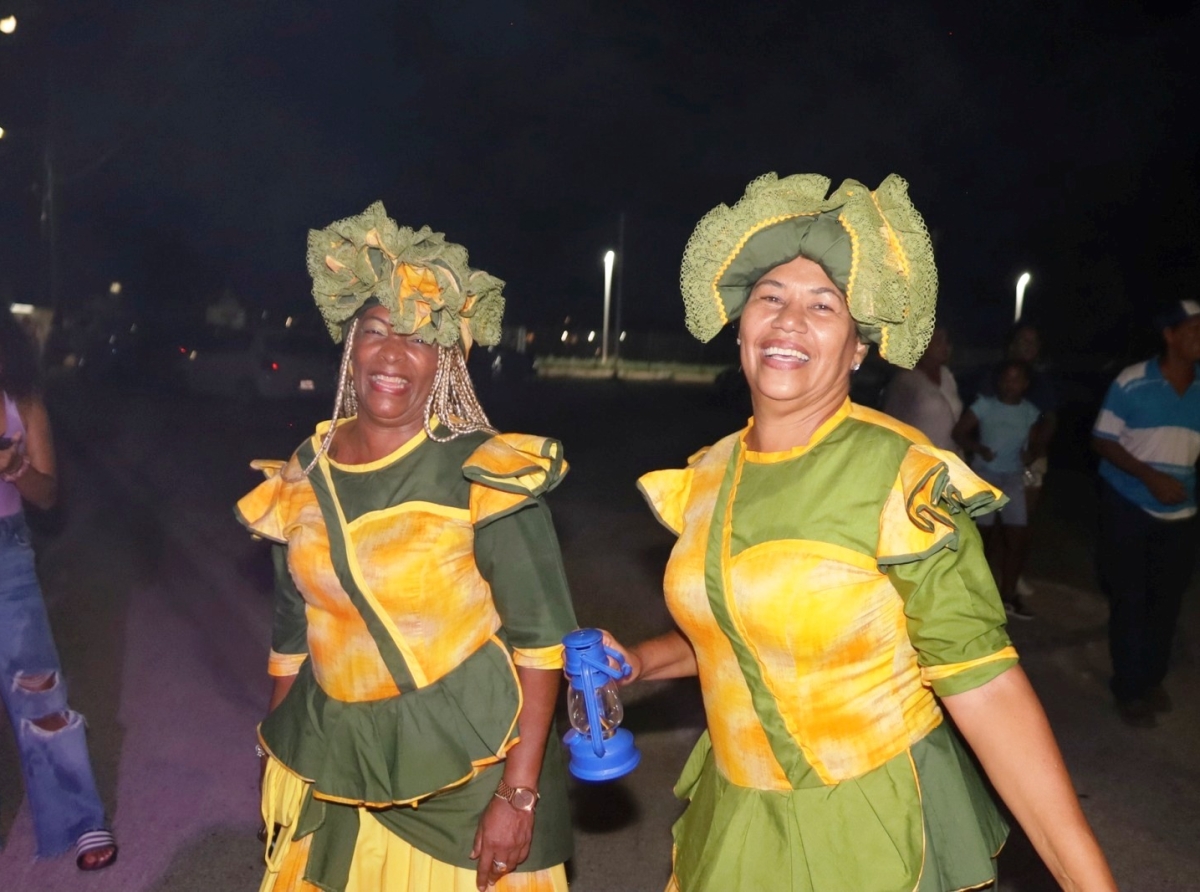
[[260, 759, 568, 892]]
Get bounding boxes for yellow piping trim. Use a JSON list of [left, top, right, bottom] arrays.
[[317, 456, 430, 688], [720, 443, 831, 785], [907, 747, 927, 892], [870, 189, 912, 279], [346, 500, 470, 531], [257, 637, 522, 809], [322, 423, 428, 472], [837, 211, 862, 303], [734, 537, 880, 574], [921, 646, 1018, 682], [741, 398, 852, 463], [710, 211, 820, 325]]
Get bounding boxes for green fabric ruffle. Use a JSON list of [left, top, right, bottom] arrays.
[[670, 723, 1006, 892], [260, 637, 520, 807]]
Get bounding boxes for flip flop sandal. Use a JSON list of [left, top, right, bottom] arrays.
[[76, 829, 119, 871]]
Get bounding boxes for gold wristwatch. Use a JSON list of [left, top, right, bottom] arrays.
[[494, 778, 539, 813]]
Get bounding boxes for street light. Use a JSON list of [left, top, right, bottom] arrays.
[[602, 249, 615, 363], [1015, 272, 1031, 323], [0, 16, 17, 35], [0, 125, 6, 140]]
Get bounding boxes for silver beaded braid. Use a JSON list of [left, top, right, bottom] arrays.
[[423, 346, 494, 442], [302, 318, 360, 477]]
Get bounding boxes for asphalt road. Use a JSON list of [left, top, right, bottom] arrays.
[[0, 375, 1197, 891]]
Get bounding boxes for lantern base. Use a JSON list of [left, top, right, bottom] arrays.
[[563, 727, 641, 781]]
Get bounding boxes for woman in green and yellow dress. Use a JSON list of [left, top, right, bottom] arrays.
[[607, 174, 1115, 891], [237, 204, 575, 892]]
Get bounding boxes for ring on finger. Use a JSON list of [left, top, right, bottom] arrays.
[[492, 859, 508, 871]]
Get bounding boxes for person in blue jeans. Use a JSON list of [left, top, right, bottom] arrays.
[[954, 359, 1045, 618], [0, 310, 117, 870]]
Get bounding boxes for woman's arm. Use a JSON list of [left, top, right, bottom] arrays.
[[604, 628, 698, 682], [942, 666, 1116, 891], [471, 666, 559, 892], [951, 409, 993, 462], [2, 395, 58, 509]]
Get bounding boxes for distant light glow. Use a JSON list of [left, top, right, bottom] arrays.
[[619, 331, 627, 342], [109, 281, 122, 294], [10, 302, 34, 314], [560, 330, 568, 343], [0, 16, 16, 35], [0, 126, 6, 140], [188, 350, 198, 361], [1015, 272, 1032, 323], [587, 330, 596, 343], [285, 316, 294, 328]]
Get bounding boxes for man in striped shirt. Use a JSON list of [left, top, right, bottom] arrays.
[[1092, 299, 1200, 727]]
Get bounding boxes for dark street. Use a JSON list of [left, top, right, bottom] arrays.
[[0, 376, 1196, 890]]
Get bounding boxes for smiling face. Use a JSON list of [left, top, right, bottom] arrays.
[[349, 305, 439, 434], [738, 254, 868, 416]]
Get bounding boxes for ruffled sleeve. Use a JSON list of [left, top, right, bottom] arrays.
[[464, 433, 568, 527], [637, 445, 707, 536], [465, 434, 577, 669], [879, 445, 1018, 697], [234, 458, 296, 544], [876, 444, 1006, 567]]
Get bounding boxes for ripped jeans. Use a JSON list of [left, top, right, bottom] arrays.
[[0, 513, 108, 857]]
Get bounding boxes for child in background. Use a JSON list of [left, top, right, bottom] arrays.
[[953, 359, 1044, 618]]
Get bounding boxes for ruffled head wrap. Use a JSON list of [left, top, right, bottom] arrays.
[[680, 173, 937, 369], [306, 201, 505, 351]]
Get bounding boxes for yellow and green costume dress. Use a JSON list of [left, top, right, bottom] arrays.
[[639, 401, 1018, 892], [236, 422, 577, 892]]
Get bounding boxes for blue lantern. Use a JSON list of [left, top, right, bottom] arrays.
[[561, 628, 641, 781]]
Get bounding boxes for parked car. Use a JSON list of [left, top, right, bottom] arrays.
[[174, 328, 338, 399]]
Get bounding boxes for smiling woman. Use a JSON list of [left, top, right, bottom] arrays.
[[236, 203, 576, 892], [605, 173, 1116, 892]]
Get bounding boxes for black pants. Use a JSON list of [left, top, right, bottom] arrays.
[[1097, 481, 1198, 701]]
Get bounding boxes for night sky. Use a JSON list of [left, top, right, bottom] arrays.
[[1, 0, 1196, 350]]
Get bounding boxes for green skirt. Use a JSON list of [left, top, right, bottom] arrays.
[[671, 722, 1006, 892]]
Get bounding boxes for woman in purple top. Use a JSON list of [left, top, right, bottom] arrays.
[[0, 310, 116, 870]]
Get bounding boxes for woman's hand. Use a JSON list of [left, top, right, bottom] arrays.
[[599, 630, 644, 683], [0, 431, 23, 476], [471, 795, 535, 890], [600, 629, 698, 683]]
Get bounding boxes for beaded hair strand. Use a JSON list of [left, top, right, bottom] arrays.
[[302, 318, 359, 477], [423, 346, 494, 442]]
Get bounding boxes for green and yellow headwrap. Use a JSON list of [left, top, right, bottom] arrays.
[[306, 201, 505, 350], [680, 173, 937, 368]]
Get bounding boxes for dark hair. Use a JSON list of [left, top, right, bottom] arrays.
[[0, 310, 41, 399], [993, 358, 1032, 389]]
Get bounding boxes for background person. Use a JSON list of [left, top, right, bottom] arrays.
[[953, 359, 1044, 619], [0, 310, 117, 871], [238, 204, 576, 892], [606, 173, 1114, 892], [883, 325, 963, 454], [1092, 299, 1200, 728]]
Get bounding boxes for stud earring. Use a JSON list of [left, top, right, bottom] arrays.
[[852, 363, 861, 372], [736, 337, 742, 346]]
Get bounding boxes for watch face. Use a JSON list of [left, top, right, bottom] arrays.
[[511, 788, 538, 811]]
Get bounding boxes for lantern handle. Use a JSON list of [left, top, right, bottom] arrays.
[[580, 662, 607, 757]]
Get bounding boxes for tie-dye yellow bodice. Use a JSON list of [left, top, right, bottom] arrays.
[[640, 401, 1016, 791]]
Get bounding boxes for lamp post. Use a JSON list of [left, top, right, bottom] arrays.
[[1015, 272, 1031, 323], [602, 249, 615, 363]]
